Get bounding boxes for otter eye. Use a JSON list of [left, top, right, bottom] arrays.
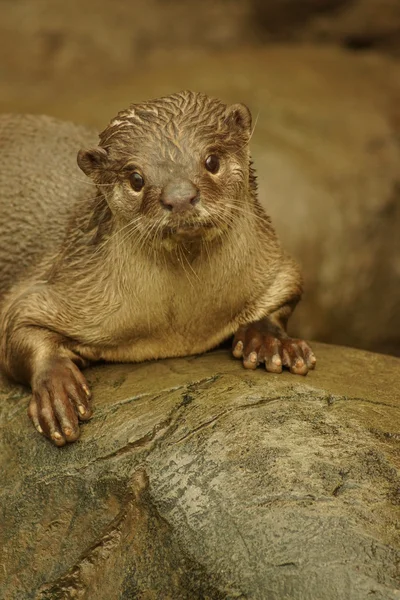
[[130, 171, 144, 192], [205, 154, 220, 174]]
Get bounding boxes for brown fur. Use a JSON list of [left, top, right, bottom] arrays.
[[0, 91, 306, 444]]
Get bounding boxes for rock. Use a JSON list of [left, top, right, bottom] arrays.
[[0, 0, 251, 86], [1, 343, 399, 599], [1, 0, 400, 93], [1, 45, 399, 355], [253, 0, 400, 56]]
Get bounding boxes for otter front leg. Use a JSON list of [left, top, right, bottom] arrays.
[[1, 304, 92, 445], [232, 304, 316, 375]]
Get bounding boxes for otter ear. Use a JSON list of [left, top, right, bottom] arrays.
[[77, 147, 108, 177], [224, 103, 252, 136]]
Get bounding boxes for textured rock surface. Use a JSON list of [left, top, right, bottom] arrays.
[[1, 0, 400, 92], [1, 45, 399, 355], [253, 0, 400, 55], [1, 343, 399, 599]]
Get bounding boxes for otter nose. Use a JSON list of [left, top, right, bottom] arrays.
[[160, 180, 199, 213]]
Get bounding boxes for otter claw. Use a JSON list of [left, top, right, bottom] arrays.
[[233, 340, 244, 358], [232, 321, 316, 376], [29, 358, 92, 446]]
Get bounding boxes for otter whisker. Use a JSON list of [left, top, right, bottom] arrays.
[[223, 202, 270, 225], [114, 220, 147, 253], [247, 111, 260, 146], [90, 216, 144, 260], [176, 244, 196, 289]]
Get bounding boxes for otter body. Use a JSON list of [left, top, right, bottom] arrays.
[[0, 115, 96, 292], [0, 92, 315, 446]]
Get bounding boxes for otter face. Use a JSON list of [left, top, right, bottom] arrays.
[[78, 91, 253, 246]]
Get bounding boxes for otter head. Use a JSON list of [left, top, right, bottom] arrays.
[[77, 91, 254, 248]]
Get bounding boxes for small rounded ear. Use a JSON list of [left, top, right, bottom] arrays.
[[224, 103, 252, 136], [77, 147, 108, 177]]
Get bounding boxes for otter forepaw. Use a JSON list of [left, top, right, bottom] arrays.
[[232, 323, 316, 376], [28, 358, 92, 446]]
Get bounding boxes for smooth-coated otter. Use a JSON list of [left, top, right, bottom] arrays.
[[0, 91, 316, 446]]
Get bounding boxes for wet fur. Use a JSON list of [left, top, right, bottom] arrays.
[[0, 91, 301, 384]]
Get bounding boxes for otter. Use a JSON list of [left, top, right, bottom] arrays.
[[0, 91, 316, 446]]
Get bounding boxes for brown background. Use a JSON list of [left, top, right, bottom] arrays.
[[1, 0, 399, 355]]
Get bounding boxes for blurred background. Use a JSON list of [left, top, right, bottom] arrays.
[[1, 0, 399, 356]]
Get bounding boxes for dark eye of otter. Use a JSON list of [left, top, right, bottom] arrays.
[[130, 172, 145, 192], [205, 155, 220, 174]]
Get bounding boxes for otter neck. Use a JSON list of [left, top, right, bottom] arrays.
[[103, 206, 257, 274]]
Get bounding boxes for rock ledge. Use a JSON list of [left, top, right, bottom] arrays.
[[1, 343, 399, 599]]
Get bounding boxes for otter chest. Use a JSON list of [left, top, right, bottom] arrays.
[[89, 269, 247, 362], [133, 280, 236, 347]]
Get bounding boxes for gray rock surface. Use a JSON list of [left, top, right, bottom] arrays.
[[1, 343, 399, 599]]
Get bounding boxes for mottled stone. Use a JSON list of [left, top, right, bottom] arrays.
[[1, 343, 399, 599]]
